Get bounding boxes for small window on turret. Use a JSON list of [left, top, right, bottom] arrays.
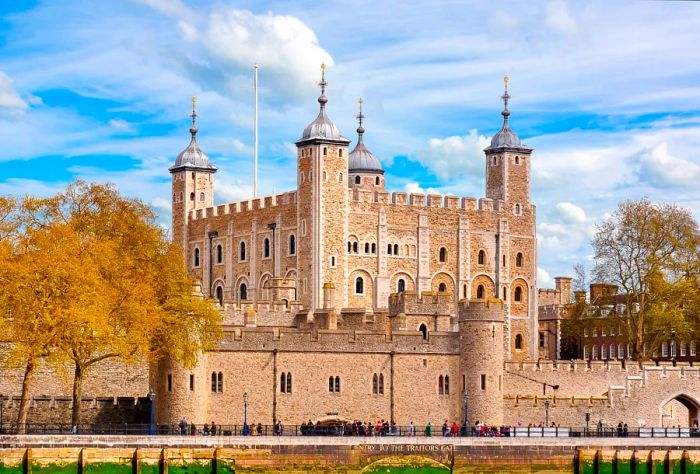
[[199, 192, 205, 202], [355, 176, 361, 185], [515, 156, 520, 164], [323, 147, 327, 156], [339, 149, 343, 157], [375, 176, 380, 186], [190, 192, 195, 201], [493, 156, 497, 165]]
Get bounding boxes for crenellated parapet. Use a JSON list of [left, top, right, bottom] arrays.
[[458, 297, 505, 322], [190, 191, 298, 221], [388, 291, 455, 317]]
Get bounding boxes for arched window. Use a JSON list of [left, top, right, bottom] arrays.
[[378, 373, 384, 395], [438, 375, 444, 395], [329, 376, 334, 392], [211, 372, 217, 392], [355, 175, 361, 185], [444, 375, 449, 395], [216, 244, 223, 264], [280, 372, 286, 393], [515, 156, 520, 164], [477, 285, 485, 299], [438, 282, 446, 293], [335, 376, 341, 393], [353, 242, 358, 253], [193, 248, 200, 267], [463, 284, 467, 297], [393, 244, 399, 255], [375, 176, 380, 186], [286, 372, 292, 393], [419, 323, 428, 340], [215, 286, 224, 306], [439, 247, 447, 263], [503, 286, 507, 299], [240, 241, 246, 261], [364, 243, 369, 254], [348, 242, 352, 252], [514, 286, 522, 302], [515, 334, 523, 350], [387, 244, 392, 255], [355, 276, 364, 295], [338, 172, 343, 182], [397, 279, 406, 292], [263, 238, 270, 258], [217, 372, 223, 392], [190, 192, 195, 201], [240, 283, 248, 301], [373, 374, 378, 394], [339, 149, 343, 157], [289, 234, 296, 255], [515, 203, 521, 215], [371, 243, 376, 254], [199, 192, 205, 202], [516, 252, 523, 267], [478, 250, 485, 265]]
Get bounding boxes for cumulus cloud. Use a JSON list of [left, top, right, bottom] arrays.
[[633, 142, 700, 188], [412, 129, 490, 180], [108, 119, 133, 132], [137, 0, 188, 17], [0, 71, 28, 111], [538, 267, 554, 288], [553, 202, 586, 224], [545, 0, 577, 34]]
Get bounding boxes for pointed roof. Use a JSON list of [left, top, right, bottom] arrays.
[[170, 97, 217, 173], [485, 76, 532, 153], [349, 98, 383, 174], [297, 64, 350, 144]]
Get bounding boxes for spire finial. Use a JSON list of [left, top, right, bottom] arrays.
[[317, 63, 328, 108], [500, 75, 511, 120], [189, 96, 198, 138], [355, 97, 365, 135]]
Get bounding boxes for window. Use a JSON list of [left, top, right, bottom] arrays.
[[671, 340, 677, 358], [397, 279, 406, 292], [592, 345, 599, 360], [190, 192, 195, 201], [287, 372, 292, 393], [339, 149, 343, 157], [355, 277, 364, 295], [503, 255, 506, 266], [476, 285, 485, 299], [263, 238, 270, 258], [189, 374, 194, 391], [618, 343, 625, 359], [240, 241, 246, 261], [691, 341, 697, 356], [387, 244, 392, 255], [216, 244, 223, 264], [289, 235, 296, 255], [439, 247, 447, 263], [215, 286, 224, 306], [167, 374, 172, 392], [662, 341, 669, 358], [375, 176, 380, 186], [378, 374, 384, 395], [478, 250, 485, 265], [240, 283, 248, 301], [281, 373, 286, 393], [516, 253, 523, 267], [193, 248, 200, 267], [539, 332, 545, 348], [419, 323, 428, 340], [583, 345, 590, 360], [514, 286, 522, 302], [438, 282, 446, 292], [515, 334, 523, 350], [348, 242, 352, 252], [514, 203, 521, 215], [371, 243, 376, 254], [323, 171, 327, 181], [323, 147, 327, 156], [301, 220, 306, 236], [515, 156, 520, 165], [330, 256, 336, 268], [601, 345, 608, 359], [338, 172, 343, 182], [681, 342, 687, 357], [353, 242, 358, 253], [503, 286, 507, 299], [200, 192, 205, 202], [609, 344, 616, 359], [355, 175, 361, 185], [438, 375, 444, 395], [463, 284, 467, 297], [393, 244, 399, 255], [211, 372, 217, 392], [373, 374, 378, 394], [329, 376, 334, 392], [584, 327, 589, 337], [444, 375, 449, 395], [480, 374, 486, 390], [328, 376, 340, 392], [217, 372, 223, 392], [365, 243, 369, 254]]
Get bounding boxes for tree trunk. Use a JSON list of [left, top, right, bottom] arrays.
[[16, 359, 37, 434], [71, 361, 84, 428]]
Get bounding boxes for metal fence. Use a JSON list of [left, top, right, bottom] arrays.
[[1, 423, 699, 438]]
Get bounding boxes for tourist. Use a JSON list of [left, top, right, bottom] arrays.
[[622, 423, 628, 437], [451, 421, 459, 437], [617, 422, 623, 437], [178, 418, 187, 435], [210, 422, 217, 436], [425, 422, 432, 437], [442, 420, 449, 437], [408, 421, 415, 437], [190, 423, 197, 436], [203, 423, 210, 436], [390, 422, 397, 436]]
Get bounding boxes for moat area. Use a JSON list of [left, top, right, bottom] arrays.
[[2, 435, 700, 473]]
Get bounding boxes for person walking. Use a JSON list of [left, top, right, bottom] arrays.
[[408, 421, 415, 437], [425, 422, 432, 437]]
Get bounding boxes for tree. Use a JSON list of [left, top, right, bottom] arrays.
[[592, 199, 700, 363], [572, 263, 587, 293], [0, 181, 222, 427]]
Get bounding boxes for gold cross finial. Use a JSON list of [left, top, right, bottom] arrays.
[[190, 96, 198, 128], [504, 76, 509, 91], [321, 63, 326, 72], [358, 97, 363, 109]]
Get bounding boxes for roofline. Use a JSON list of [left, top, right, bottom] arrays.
[[169, 164, 218, 174], [295, 136, 351, 145], [348, 168, 385, 175], [484, 145, 533, 153]]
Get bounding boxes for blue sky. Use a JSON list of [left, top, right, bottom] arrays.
[[1, 0, 700, 288]]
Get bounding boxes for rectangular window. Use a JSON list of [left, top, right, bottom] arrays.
[[330, 256, 336, 268], [610, 326, 616, 336], [662, 341, 669, 358], [592, 345, 598, 360], [681, 343, 687, 357], [583, 346, 589, 360], [462, 374, 466, 392], [167, 374, 172, 392], [601, 327, 607, 336], [189, 374, 194, 391], [583, 327, 589, 338], [671, 341, 677, 357], [301, 219, 307, 236], [593, 327, 599, 337], [480, 374, 486, 390], [303, 278, 308, 294], [691, 341, 697, 357], [601, 345, 607, 359], [539, 332, 545, 348]]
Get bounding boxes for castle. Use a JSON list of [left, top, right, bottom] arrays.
[[1, 70, 698, 431]]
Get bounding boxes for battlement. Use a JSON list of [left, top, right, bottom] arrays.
[[190, 190, 298, 221], [504, 359, 700, 378], [388, 290, 455, 317], [346, 190, 507, 213], [458, 297, 505, 321]]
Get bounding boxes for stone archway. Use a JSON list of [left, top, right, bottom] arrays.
[[361, 455, 450, 473], [660, 394, 700, 427]]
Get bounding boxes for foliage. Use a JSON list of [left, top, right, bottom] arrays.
[[591, 198, 700, 361]]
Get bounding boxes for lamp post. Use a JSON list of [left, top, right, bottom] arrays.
[[671, 329, 677, 366], [544, 400, 550, 427], [243, 392, 249, 436], [462, 393, 469, 436], [147, 391, 156, 436], [0, 394, 4, 435]]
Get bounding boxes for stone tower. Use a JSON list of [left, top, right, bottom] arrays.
[[295, 65, 350, 311], [170, 98, 217, 261], [348, 98, 385, 192], [458, 299, 505, 426]]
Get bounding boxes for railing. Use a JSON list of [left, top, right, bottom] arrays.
[[1, 423, 699, 438]]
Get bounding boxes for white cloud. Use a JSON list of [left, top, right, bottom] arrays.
[[0, 70, 28, 111], [405, 182, 424, 194], [137, 0, 188, 18], [413, 129, 490, 180], [634, 142, 700, 188], [538, 267, 554, 288], [108, 119, 133, 132], [546, 0, 577, 34], [553, 202, 586, 224]]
